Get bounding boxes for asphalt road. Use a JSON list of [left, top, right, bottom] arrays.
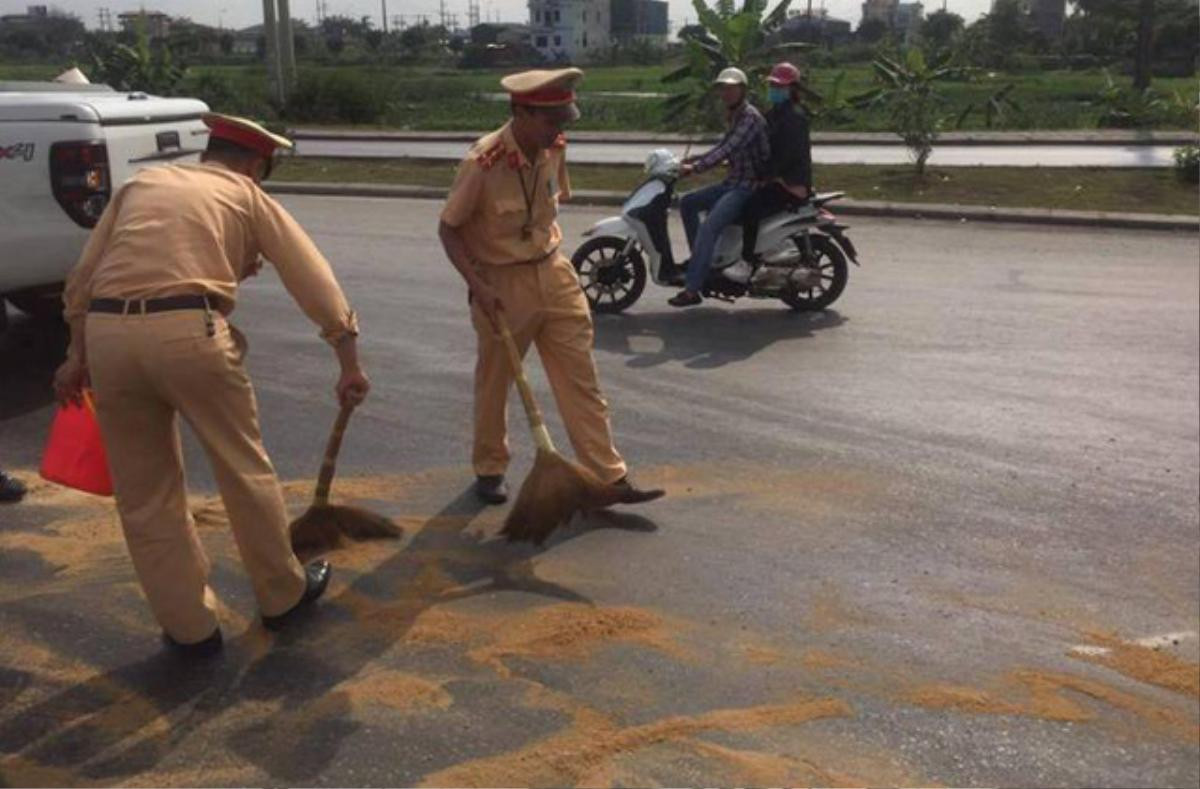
[[294, 138, 1180, 168], [1, 199, 1197, 787]]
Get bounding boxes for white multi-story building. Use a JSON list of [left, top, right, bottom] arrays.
[[528, 0, 611, 62]]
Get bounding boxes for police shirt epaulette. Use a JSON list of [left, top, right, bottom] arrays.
[[476, 140, 507, 171]]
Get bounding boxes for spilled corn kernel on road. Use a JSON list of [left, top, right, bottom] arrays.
[[0, 199, 1196, 787]]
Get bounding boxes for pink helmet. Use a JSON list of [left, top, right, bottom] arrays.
[[767, 62, 802, 86]]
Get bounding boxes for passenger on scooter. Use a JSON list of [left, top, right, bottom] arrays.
[[669, 66, 770, 308], [741, 62, 813, 265]]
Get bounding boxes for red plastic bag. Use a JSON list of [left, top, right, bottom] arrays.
[[40, 390, 114, 496]]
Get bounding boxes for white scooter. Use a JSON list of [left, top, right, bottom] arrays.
[[571, 149, 859, 314]]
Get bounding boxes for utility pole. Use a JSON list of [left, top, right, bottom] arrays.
[[1132, 0, 1154, 91], [467, 0, 480, 29], [262, 0, 284, 105], [277, 0, 296, 94], [381, 0, 388, 32], [439, 0, 448, 29]]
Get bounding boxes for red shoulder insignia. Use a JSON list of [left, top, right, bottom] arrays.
[[475, 140, 507, 171], [506, 151, 521, 170]]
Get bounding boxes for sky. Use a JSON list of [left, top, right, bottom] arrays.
[[3, 0, 994, 33]]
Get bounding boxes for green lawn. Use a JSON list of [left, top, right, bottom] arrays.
[[274, 157, 1200, 216], [4, 61, 1196, 131]]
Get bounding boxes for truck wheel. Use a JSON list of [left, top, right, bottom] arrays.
[[7, 287, 65, 322]]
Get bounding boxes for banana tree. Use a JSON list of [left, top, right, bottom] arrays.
[[851, 48, 1018, 176], [85, 23, 185, 95], [662, 0, 815, 132]]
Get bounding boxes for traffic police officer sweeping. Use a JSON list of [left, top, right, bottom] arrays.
[[438, 68, 664, 508], [53, 113, 369, 656]]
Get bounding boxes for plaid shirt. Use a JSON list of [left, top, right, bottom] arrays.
[[693, 101, 770, 188]]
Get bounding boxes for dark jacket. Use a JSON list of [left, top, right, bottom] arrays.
[[765, 101, 812, 190]]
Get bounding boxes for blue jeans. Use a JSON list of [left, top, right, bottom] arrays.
[[680, 182, 754, 293]]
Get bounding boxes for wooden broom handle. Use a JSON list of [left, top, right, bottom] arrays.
[[496, 314, 555, 452], [313, 404, 354, 506]]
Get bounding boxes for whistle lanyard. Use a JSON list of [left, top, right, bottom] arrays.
[[516, 159, 540, 240]]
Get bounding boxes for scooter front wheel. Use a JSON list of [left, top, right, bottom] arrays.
[[571, 236, 647, 315]]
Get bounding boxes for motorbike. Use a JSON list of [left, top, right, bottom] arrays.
[[571, 149, 859, 314]]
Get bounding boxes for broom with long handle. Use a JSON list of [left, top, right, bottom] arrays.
[[289, 404, 403, 558], [495, 314, 619, 544]]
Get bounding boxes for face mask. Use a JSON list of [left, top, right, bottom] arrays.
[[767, 85, 790, 105]]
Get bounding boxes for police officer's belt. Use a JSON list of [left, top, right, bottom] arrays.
[[502, 247, 559, 266], [89, 295, 214, 314]]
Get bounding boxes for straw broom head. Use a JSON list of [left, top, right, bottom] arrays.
[[500, 447, 619, 544], [288, 404, 403, 559], [290, 504, 403, 560]]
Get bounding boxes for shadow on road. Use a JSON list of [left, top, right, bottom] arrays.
[[0, 311, 67, 420], [593, 307, 846, 369], [0, 485, 660, 785]]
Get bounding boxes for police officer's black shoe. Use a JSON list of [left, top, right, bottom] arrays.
[[0, 471, 26, 504], [162, 628, 223, 658], [609, 476, 666, 505], [262, 560, 331, 632], [475, 475, 509, 505]]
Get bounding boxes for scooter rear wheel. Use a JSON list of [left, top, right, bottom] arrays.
[[780, 235, 848, 311], [571, 237, 647, 315]]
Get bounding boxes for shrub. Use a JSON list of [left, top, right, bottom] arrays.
[[1174, 145, 1200, 184], [284, 69, 384, 124]]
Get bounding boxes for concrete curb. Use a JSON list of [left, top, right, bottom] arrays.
[[266, 181, 1199, 233], [292, 128, 1200, 148]]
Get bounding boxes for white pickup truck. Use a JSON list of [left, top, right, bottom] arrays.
[[0, 81, 209, 326]]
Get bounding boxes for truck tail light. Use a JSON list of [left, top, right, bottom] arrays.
[[50, 141, 111, 229]]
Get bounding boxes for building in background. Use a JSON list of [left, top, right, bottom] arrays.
[[893, 1, 923, 41], [610, 0, 669, 45], [778, 8, 852, 46], [118, 10, 171, 40], [528, 0, 610, 61], [860, 0, 893, 25], [860, 0, 923, 43], [0, 5, 49, 25]]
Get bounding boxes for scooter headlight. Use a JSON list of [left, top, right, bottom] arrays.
[[644, 148, 680, 177]]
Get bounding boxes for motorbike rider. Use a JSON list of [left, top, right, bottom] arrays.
[[741, 62, 813, 265], [669, 66, 770, 308]]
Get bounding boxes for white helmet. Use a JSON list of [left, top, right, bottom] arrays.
[[713, 66, 748, 86]]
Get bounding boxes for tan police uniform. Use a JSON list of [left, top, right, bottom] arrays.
[[62, 117, 358, 644], [440, 69, 627, 485]]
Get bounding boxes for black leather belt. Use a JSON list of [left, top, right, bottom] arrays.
[[89, 295, 213, 314]]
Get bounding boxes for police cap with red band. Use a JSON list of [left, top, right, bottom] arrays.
[[202, 112, 293, 157], [500, 68, 583, 122]]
